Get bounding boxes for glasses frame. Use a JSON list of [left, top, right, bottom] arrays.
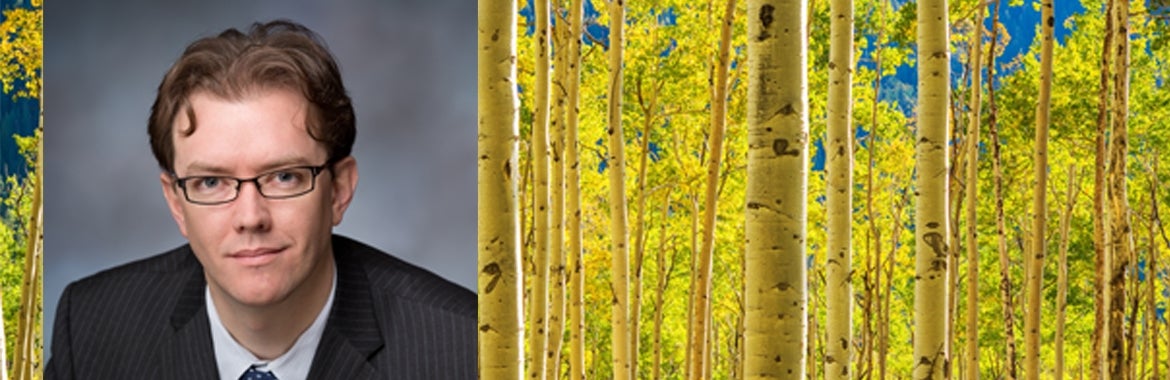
[[170, 163, 332, 206]]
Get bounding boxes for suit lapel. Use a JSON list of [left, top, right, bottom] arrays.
[[159, 258, 219, 380], [306, 245, 384, 380]]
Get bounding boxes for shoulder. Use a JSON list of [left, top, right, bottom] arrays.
[[331, 235, 475, 319], [62, 245, 200, 307]]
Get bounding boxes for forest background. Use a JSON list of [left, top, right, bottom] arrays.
[[485, 0, 1170, 378], [0, 0, 41, 379]]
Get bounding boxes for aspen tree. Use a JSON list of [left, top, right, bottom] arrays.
[[529, 0, 552, 377], [652, 190, 674, 380], [631, 75, 658, 380], [605, 0, 632, 378], [564, 0, 585, 378], [1024, 1, 1054, 379], [984, 1, 1017, 377], [546, 4, 568, 376], [744, 0, 809, 377], [1093, 2, 1115, 379], [1107, 0, 1133, 376], [1055, 166, 1078, 380], [824, 0, 853, 378], [1149, 158, 1161, 380], [478, 0, 523, 375], [964, 5, 985, 380], [688, 0, 735, 378], [914, 0, 951, 378]]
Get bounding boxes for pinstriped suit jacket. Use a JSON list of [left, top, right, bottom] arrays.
[[46, 235, 476, 380]]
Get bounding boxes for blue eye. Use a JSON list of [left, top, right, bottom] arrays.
[[194, 177, 222, 190]]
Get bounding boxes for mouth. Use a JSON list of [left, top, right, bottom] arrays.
[[228, 247, 285, 266]]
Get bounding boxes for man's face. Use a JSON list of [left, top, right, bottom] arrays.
[[161, 88, 357, 308]]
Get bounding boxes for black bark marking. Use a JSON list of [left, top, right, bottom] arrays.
[[491, 28, 499, 42], [1047, 16, 1055, 27], [926, 222, 939, 229], [479, 323, 492, 333], [504, 161, 512, 180], [778, 103, 795, 116], [757, 4, 775, 41], [483, 262, 503, 294], [924, 232, 946, 258], [773, 139, 800, 157]]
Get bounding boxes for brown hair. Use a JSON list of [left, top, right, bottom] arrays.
[[148, 19, 356, 173]]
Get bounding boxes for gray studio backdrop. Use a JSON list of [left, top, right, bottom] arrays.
[[44, 0, 475, 352]]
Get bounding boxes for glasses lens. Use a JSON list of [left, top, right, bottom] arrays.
[[184, 176, 238, 204], [258, 167, 315, 197]]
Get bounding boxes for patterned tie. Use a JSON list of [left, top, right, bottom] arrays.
[[239, 365, 278, 380]]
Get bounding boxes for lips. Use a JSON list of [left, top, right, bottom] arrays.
[[228, 246, 285, 266]]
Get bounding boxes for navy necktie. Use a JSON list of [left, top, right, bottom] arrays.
[[239, 365, 278, 380]]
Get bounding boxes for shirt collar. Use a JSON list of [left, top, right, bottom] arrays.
[[208, 265, 337, 380]]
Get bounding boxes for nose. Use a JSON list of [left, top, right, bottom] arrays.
[[232, 180, 272, 233]]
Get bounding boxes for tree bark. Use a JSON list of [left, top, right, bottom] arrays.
[[825, 0, 854, 378], [985, 1, 1017, 377], [1024, 1, 1054, 379], [744, 0, 810, 377], [605, 1, 632, 378], [546, 7, 569, 377], [1055, 166, 1078, 380], [564, 0, 585, 378], [1107, 0, 1132, 377], [688, 1, 736, 378], [528, 1, 553, 378], [914, 0, 951, 378], [964, 4, 985, 380], [1092, 2, 1115, 379], [477, 0, 524, 375]]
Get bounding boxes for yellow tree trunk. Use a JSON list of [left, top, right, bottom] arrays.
[[605, 1, 631, 379], [1092, 2, 1115, 379], [477, 0, 523, 375], [631, 75, 658, 380], [565, 0, 585, 378], [1107, 0, 1132, 377], [744, 0, 809, 377], [1055, 165, 1078, 380], [914, 0, 951, 378], [964, 4, 984, 380], [824, 0, 853, 378], [1024, 1, 1054, 379], [11, 99, 43, 380], [652, 190, 674, 380], [529, 0, 552, 378], [1149, 158, 1160, 380], [546, 7, 568, 377], [688, 0, 735, 378], [984, 1, 1018, 377]]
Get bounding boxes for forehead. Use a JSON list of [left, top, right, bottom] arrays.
[[171, 89, 326, 174]]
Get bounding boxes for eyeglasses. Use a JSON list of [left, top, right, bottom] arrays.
[[171, 164, 330, 205]]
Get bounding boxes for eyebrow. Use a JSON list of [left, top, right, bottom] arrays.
[[180, 157, 318, 176]]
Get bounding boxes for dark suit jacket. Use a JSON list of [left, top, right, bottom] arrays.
[[46, 235, 476, 380]]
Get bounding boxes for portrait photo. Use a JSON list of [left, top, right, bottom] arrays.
[[43, 0, 476, 378]]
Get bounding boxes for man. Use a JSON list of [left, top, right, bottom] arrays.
[[46, 20, 476, 380]]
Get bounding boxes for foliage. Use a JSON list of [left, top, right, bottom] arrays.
[[512, 0, 1170, 377]]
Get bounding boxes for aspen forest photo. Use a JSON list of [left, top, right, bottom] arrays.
[[0, 0, 42, 379], [479, 0, 1170, 378]]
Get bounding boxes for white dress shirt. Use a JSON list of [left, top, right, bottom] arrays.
[[207, 267, 337, 380]]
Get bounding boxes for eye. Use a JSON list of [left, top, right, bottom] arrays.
[[190, 177, 223, 191], [264, 169, 308, 189]]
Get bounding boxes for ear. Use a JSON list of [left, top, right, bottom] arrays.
[[160, 172, 190, 238], [328, 156, 358, 226]]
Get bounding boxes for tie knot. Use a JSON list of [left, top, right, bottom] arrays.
[[240, 365, 278, 380]]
